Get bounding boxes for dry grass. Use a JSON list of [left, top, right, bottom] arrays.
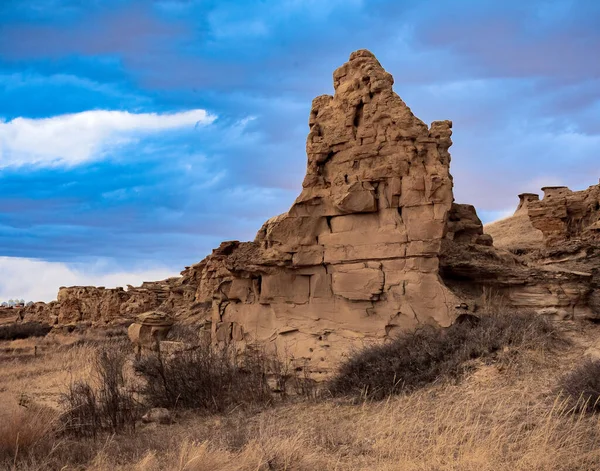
[[3, 320, 600, 470], [0, 401, 58, 466], [0, 341, 97, 412], [77, 357, 600, 471], [483, 212, 544, 252]]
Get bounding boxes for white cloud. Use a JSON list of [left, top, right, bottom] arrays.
[[0, 256, 176, 302], [0, 109, 216, 167]]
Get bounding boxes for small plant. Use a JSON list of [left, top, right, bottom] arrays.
[[328, 311, 564, 400], [60, 343, 141, 437], [558, 359, 600, 413], [0, 322, 52, 341]]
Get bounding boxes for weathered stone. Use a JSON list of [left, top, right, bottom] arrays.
[[331, 265, 384, 301], [228, 278, 255, 303], [259, 274, 311, 304], [529, 183, 600, 246], [27, 49, 600, 377], [128, 312, 174, 356], [188, 49, 460, 370], [142, 408, 173, 424], [22, 49, 463, 372], [442, 181, 600, 321]]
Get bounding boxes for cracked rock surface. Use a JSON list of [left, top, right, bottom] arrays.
[[21, 50, 600, 375]]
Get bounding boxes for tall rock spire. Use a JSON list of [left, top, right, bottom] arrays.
[[196, 49, 460, 371]]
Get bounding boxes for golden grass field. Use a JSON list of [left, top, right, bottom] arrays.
[[2, 317, 600, 470]]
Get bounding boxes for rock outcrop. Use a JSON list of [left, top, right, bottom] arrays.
[[23, 275, 202, 326], [484, 194, 544, 252], [529, 184, 600, 247], [23, 50, 466, 371], [456, 181, 600, 321], [189, 50, 467, 373], [20, 50, 600, 372]]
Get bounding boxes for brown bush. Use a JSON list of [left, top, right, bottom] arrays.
[[328, 311, 564, 400], [134, 341, 275, 412], [60, 343, 141, 437], [0, 322, 52, 341], [558, 358, 600, 412]]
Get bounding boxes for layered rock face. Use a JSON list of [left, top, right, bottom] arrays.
[[484, 194, 544, 252], [21, 50, 599, 368], [192, 50, 461, 372], [24, 275, 202, 325], [468, 181, 600, 320], [24, 51, 463, 366], [529, 184, 600, 246]]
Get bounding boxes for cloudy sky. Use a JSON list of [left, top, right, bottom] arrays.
[[1, 0, 599, 301]]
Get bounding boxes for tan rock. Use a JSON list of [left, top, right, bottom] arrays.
[[31, 49, 600, 377], [127, 312, 174, 356], [190, 49, 461, 371], [331, 265, 384, 301], [259, 274, 311, 305]]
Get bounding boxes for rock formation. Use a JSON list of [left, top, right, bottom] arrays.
[[21, 50, 600, 372], [128, 311, 174, 358], [458, 181, 600, 320], [187, 50, 470, 373], [484, 194, 544, 252], [23, 275, 201, 325], [530, 184, 600, 246]]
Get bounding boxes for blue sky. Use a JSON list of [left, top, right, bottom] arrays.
[[1, 0, 599, 301]]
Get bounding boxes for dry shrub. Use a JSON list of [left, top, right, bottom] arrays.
[[60, 342, 141, 437], [0, 322, 52, 341], [329, 311, 564, 399], [0, 403, 58, 466], [134, 342, 274, 412], [558, 358, 600, 412], [101, 326, 128, 339]]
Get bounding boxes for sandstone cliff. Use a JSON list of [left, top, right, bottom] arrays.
[[189, 49, 468, 372], [22, 50, 600, 371], [23, 275, 202, 325], [462, 181, 600, 320]]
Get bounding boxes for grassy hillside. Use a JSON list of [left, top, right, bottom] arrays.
[[2, 317, 600, 470]]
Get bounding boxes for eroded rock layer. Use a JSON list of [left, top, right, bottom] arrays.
[[24, 275, 202, 326], [530, 184, 600, 246], [21, 50, 600, 371], [193, 50, 463, 373], [451, 181, 600, 320]]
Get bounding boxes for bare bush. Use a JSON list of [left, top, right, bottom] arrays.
[[328, 311, 564, 400], [167, 322, 204, 344], [0, 322, 52, 341], [60, 343, 141, 437], [134, 341, 274, 412], [558, 358, 600, 413]]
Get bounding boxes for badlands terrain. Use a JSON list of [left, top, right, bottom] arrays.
[[1, 50, 600, 470]]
